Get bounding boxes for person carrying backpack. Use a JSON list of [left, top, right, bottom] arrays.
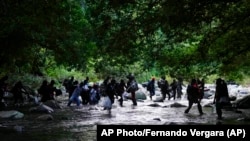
[[126, 74, 138, 106], [147, 77, 155, 100], [158, 76, 170, 101], [117, 79, 127, 107], [184, 78, 204, 115], [213, 78, 230, 120], [170, 79, 177, 100]]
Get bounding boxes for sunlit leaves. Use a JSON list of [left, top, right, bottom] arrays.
[[0, 0, 249, 81]]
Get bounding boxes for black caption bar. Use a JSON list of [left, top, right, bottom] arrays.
[[97, 125, 250, 140]]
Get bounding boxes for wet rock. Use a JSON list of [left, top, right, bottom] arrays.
[[29, 104, 54, 113], [124, 91, 147, 100], [237, 115, 250, 121], [154, 90, 162, 96], [169, 102, 187, 108], [237, 118, 245, 121], [153, 118, 161, 121], [162, 105, 170, 108], [28, 95, 40, 105], [135, 91, 147, 100], [232, 95, 250, 109], [148, 103, 161, 107], [0, 110, 24, 119], [43, 100, 62, 109], [37, 114, 54, 121]]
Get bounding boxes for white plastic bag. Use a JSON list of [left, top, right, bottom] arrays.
[[102, 96, 111, 109], [82, 84, 89, 91], [122, 92, 128, 100]]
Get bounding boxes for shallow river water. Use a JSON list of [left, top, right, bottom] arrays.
[[0, 93, 249, 141]]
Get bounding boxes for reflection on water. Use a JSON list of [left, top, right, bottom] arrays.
[[0, 94, 249, 141]]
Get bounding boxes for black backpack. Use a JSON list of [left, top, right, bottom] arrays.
[[127, 81, 139, 92], [147, 81, 153, 91], [187, 85, 199, 103]]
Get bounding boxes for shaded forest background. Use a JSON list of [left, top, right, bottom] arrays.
[[0, 0, 249, 86]]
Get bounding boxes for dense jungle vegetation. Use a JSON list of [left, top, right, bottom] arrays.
[[0, 0, 249, 85]]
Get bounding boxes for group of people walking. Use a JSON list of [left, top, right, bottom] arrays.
[[99, 73, 139, 112], [184, 77, 231, 120], [147, 76, 230, 120], [62, 73, 139, 112], [146, 76, 185, 101], [61, 74, 231, 119], [1, 75, 42, 107], [0, 73, 232, 120], [63, 77, 100, 107]]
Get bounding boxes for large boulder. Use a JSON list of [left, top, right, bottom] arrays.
[[29, 103, 54, 113], [124, 90, 147, 100], [0, 110, 24, 119], [153, 92, 164, 102], [135, 90, 147, 100], [232, 95, 250, 109], [43, 100, 61, 109], [203, 91, 214, 99]]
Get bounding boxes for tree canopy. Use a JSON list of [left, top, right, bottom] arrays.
[[0, 0, 249, 80]]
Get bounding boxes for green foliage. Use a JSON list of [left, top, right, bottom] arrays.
[[0, 0, 92, 73], [7, 73, 45, 90], [0, 0, 249, 84]]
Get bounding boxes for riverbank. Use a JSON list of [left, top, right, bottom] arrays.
[[0, 94, 250, 141]]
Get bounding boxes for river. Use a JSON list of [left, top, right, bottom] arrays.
[[0, 91, 249, 141]]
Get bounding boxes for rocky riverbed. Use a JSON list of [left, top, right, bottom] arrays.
[[0, 93, 250, 141]]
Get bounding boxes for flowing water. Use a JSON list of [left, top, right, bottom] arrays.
[[0, 92, 249, 141]]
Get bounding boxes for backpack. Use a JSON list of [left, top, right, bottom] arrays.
[[147, 83, 150, 91], [187, 84, 199, 103], [147, 81, 152, 91], [127, 81, 139, 92]]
